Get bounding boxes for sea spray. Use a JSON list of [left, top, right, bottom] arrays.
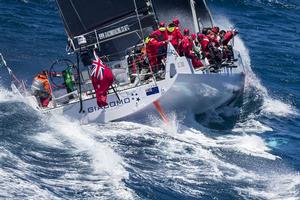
[[214, 16, 298, 118]]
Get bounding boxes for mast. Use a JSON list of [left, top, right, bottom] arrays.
[[190, 0, 200, 33]]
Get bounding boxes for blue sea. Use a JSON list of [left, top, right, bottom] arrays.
[[0, 0, 299, 199]]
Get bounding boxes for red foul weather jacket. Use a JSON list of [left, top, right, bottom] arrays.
[[180, 36, 204, 69], [179, 35, 193, 56], [222, 31, 237, 45], [152, 27, 168, 42], [201, 35, 210, 51], [167, 26, 183, 49], [208, 33, 221, 47], [146, 38, 165, 68]]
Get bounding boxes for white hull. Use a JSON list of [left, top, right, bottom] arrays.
[[22, 45, 245, 124]]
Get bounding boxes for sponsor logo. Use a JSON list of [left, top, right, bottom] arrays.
[[98, 25, 130, 40], [87, 97, 131, 113]]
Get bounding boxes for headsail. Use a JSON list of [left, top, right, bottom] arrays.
[[56, 0, 157, 58]]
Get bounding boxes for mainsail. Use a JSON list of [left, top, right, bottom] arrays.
[[56, 0, 157, 58]]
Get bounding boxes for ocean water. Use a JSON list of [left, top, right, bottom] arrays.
[[0, 0, 300, 199]]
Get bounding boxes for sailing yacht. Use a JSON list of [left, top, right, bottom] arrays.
[[4, 0, 245, 124]]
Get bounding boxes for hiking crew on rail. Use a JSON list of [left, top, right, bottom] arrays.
[[129, 18, 238, 78]]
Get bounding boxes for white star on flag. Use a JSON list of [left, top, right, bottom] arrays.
[[91, 51, 105, 80]]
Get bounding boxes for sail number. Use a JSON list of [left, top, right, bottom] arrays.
[[98, 25, 130, 40]]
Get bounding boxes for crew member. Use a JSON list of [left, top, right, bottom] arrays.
[[222, 29, 238, 46], [152, 22, 168, 61], [198, 33, 216, 64], [209, 26, 221, 47], [191, 33, 201, 58], [172, 18, 180, 27], [179, 28, 192, 56], [167, 18, 183, 52], [152, 22, 168, 42], [146, 32, 168, 73], [211, 26, 220, 35], [198, 33, 210, 52], [31, 70, 52, 107], [179, 29, 203, 69]]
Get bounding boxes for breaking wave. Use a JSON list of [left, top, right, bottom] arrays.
[[213, 16, 298, 119], [0, 88, 136, 199]]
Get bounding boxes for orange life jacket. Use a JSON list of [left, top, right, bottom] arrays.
[[34, 74, 51, 94]]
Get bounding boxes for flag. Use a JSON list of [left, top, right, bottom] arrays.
[[91, 52, 105, 80], [91, 51, 114, 107]]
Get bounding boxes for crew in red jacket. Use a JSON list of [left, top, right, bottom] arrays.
[[208, 26, 221, 47], [146, 32, 168, 72], [179, 29, 203, 69], [198, 33, 210, 52], [152, 22, 169, 60], [167, 19, 183, 52], [222, 29, 238, 45], [179, 28, 193, 56], [152, 22, 168, 42]]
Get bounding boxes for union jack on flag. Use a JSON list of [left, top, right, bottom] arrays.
[[91, 51, 105, 80]]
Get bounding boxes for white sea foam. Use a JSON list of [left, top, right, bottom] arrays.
[[262, 98, 298, 117], [0, 86, 19, 103], [113, 118, 295, 199], [0, 147, 58, 199], [233, 117, 273, 134], [0, 168, 60, 199], [155, 117, 298, 199], [32, 131, 66, 149], [43, 114, 135, 199], [217, 134, 279, 160], [150, 115, 278, 160], [237, 172, 300, 200], [214, 17, 298, 118]]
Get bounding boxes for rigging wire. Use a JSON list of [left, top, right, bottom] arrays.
[[133, 0, 146, 47], [133, 0, 157, 86]]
